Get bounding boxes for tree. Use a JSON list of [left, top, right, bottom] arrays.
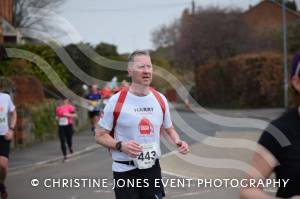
[[152, 20, 180, 48], [288, 22, 300, 53], [13, 0, 66, 33], [174, 7, 251, 70], [94, 42, 119, 58], [273, 0, 297, 11]]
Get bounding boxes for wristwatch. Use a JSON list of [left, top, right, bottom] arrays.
[[115, 141, 122, 152], [9, 126, 15, 131]]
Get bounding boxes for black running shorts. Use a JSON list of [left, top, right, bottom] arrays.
[[0, 136, 10, 159], [113, 160, 165, 199]]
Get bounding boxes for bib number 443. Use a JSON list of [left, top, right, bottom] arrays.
[[137, 150, 156, 161], [133, 143, 158, 169]]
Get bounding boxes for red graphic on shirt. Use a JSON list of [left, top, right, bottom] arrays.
[[0, 106, 4, 112], [139, 118, 154, 135]]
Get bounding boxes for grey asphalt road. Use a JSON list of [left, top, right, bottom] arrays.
[[7, 147, 243, 199], [7, 110, 279, 199]]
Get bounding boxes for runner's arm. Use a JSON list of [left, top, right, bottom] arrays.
[[94, 126, 142, 157], [164, 127, 189, 154], [94, 126, 118, 150], [4, 109, 17, 141], [10, 109, 17, 129], [240, 145, 285, 199], [63, 113, 77, 118]]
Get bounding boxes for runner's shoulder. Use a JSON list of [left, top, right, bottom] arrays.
[[0, 93, 12, 100], [154, 90, 168, 104], [271, 107, 298, 129]]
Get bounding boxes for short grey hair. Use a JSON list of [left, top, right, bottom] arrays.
[[127, 50, 150, 67]]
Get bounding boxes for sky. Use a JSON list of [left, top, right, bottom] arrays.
[[58, 0, 262, 54]]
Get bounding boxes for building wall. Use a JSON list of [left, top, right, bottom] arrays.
[[0, 0, 13, 23], [0, 0, 13, 44], [242, 0, 300, 29]]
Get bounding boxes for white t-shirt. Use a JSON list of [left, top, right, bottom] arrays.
[[0, 93, 16, 135], [99, 90, 172, 172]]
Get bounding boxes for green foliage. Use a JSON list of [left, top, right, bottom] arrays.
[[65, 42, 127, 86], [288, 23, 300, 54], [95, 42, 119, 57], [1, 44, 70, 86], [29, 100, 57, 141]]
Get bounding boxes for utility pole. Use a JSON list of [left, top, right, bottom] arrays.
[[281, 0, 289, 109]]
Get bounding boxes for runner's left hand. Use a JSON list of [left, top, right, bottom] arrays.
[[176, 140, 189, 154]]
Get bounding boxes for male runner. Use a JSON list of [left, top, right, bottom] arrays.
[[95, 50, 189, 199], [0, 90, 17, 199]]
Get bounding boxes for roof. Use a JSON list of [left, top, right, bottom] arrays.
[[0, 17, 18, 36], [244, 0, 300, 17]]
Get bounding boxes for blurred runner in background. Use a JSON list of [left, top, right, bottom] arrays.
[[56, 97, 77, 161], [85, 84, 102, 132]]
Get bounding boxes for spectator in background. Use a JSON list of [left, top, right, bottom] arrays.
[[56, 97, 77, 161]]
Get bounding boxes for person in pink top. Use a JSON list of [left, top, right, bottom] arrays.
[[55, 97, 77, 161]]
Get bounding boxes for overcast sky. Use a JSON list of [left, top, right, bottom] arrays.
[[58, 0, 263, 54]]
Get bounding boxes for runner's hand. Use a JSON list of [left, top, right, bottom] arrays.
[[176, 140, 189, 154], [4, 129, 13, 141], [121, 140, 143, 158]]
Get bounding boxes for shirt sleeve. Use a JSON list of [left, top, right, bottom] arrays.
[[258, 123, 283, 162], [162, 95, 173, 129], [70, 105, 75, 113], [55, 107, 61, 117], [98, 96, 116, 132], [7, 95, 15, 112]]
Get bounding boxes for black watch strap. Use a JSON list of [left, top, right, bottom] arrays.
[[9, 126, 15, 131], [115, 141, 122, 152]]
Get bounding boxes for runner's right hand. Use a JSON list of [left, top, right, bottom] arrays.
[[4, 129, 13, 141], [121, 140, 143, 158]]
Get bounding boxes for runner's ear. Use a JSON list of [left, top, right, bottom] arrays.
[[127, 66, 133, 77]]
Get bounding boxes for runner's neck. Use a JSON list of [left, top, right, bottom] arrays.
[[129, 84, 150, 96]]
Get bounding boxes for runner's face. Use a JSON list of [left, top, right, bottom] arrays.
[[91, 85, 98, 93], [63, 99, 69, 104], [129, 55, 153, 86]]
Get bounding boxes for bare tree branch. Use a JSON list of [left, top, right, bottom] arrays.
[[12, 0, 67, 34]]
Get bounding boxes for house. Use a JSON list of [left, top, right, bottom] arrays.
[[0, 0, 21, 44], [242, 0, 300, 29]]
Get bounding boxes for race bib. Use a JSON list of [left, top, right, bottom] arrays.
[[91, 101, 98, 107], [133, 143, 158, 169], [0, 113, 7, 128], [59, 117, 68, 126]]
